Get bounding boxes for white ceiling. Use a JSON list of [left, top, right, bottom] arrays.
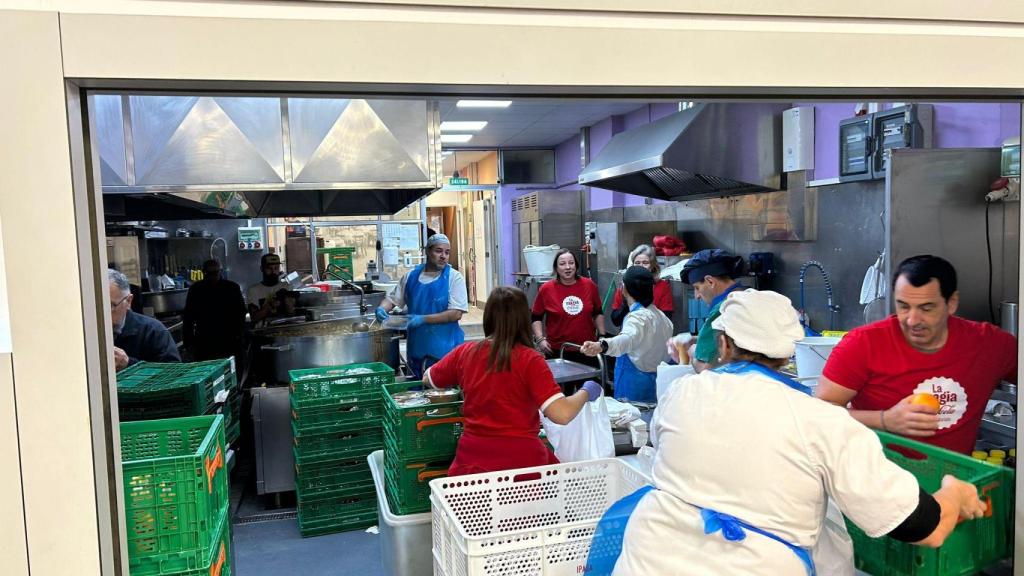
[[438, 99, 648, 148]]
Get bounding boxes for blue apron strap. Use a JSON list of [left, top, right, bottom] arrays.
[[700, 508, 817, 576], [712, 361, 813, 396], [585, 485, 655, 576]]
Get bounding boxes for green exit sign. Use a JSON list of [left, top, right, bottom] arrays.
[[449, 177, 470, 185]]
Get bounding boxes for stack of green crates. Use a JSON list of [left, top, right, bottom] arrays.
[[117, 359, 237, 428], [318, 246, 356, 280], [120, 414, 232, 576], [382, 381, 464, 515], [847, 431, 1014, 576], [289, 362, 395, 537]]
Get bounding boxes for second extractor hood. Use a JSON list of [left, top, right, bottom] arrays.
[[94, 94, 441, 219], [578, 103, 787, 201]]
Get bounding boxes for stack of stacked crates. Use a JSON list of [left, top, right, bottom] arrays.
[[117, 359, 238, 449], [847, 431, 1015, 576], [120, 414, 232, 576], [289, 362, 395, 537], [382, 381, 464, 515]]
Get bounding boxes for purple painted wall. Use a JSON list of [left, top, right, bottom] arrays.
[[803, 102, 1021, 180], [554, 134, 582, 187]]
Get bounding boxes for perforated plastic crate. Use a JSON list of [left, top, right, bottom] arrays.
[[382, 381, 463, 460], [291, 394, 384, 432], [160, 513, 232, 576], [120, 415, 229, 569], [297, 485, 378, 538], [291, 420, 384, 456], [289, 362, 395, 402], [383, 448, 452, 515], [430, 458, 651, 576], [294, 451, 375, 499], [118, 359, 236, 420], [846, 431, 1014, 576]]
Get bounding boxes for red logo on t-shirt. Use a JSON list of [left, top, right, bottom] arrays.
[[562, 295, 584, 316], [914, 377, 967, 430]]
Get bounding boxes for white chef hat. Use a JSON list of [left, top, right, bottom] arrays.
[[711, 290, 804, 359]]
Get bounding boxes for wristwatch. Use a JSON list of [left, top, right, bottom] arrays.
[[599, 340, 609, 353]]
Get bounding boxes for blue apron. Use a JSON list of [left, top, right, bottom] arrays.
[[612, 303, 657, 403], [405, 264, 464, 378], [586, 361, 816, 576]]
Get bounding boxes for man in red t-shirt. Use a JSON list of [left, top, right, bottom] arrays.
[[817, 255, 1017, 454]]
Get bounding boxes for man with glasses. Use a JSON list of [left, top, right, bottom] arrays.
[[109, 268, 180, 371]]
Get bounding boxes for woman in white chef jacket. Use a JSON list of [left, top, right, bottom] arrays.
[[610, 290, 987, 576]]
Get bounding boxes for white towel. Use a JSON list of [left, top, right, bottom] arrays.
[[859, 254, 885, 305]]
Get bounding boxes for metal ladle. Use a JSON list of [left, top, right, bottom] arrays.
[[351, 321, 371, 332]]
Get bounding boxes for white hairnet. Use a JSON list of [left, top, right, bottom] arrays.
[[426, 233, 451, 248], [711, 290, 804, 359]]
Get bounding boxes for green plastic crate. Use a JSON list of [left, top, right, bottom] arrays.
[[292, 438, 385, 467], [119, 360, 236, 419], [383, 447, 452, 515], [291, 395, 384, 432], [120, 415, 229, 568], [846, 431, 1013, 576], [128, 509, 229, 576], [297, 507, 378, 538], [289, 362, 395, 402], [290, 385, 381, 412], [295, 451, 375, 499], [148, 513, 232, 576], [297, 485, 378, 537], [382, 381, 463, 460], [292, 420, 384, 456], [318, 247, 356, 280]]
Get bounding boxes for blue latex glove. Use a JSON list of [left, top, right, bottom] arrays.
[[581, 380, 603, 402], [407, 314, 425, 330], [375, 306, 389, 322]]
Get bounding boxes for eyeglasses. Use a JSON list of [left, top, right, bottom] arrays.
[[110, 294, 130, 311]]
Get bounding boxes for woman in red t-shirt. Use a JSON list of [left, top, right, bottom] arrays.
[[610, 244, 674, 327], [531, 249, 605, 365], [424, 286, 601, 476]]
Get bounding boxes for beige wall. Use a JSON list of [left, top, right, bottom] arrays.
[[0, 2, 1022, 576]]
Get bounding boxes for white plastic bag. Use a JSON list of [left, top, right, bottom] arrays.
[[541, 397, 615, 462], [811, 499, 855, 576]]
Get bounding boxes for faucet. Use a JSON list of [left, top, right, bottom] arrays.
[[799, 260, 839, 331], [322, 264, 368, 314]]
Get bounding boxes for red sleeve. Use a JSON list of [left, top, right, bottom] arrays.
[[654, 281, 674, 313], [521, 348, 563, 407], [821, 329, 870, 391], [531, 283, 548, 316], [612, 288, 623, 309], [1000, 330, 1018, 384], [428, 343, 465, 388], [589, 280, 604, 315]]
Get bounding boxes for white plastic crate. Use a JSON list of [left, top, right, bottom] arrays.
[[429, 459, 651, 576]]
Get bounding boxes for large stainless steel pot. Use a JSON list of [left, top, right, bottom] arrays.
[[139, 288, 189, 316], [256, 316, 400, 384]]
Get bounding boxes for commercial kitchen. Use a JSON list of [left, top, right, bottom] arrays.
[[3, 4, 1024, 576]]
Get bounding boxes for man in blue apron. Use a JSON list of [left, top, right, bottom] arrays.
[[376, 234, 468, 378], [586, 290, 988, 576], [581, 266, 673, 403]]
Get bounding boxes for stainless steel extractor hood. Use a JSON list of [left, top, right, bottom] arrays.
[[93, 94, 441, 220], [578, 103, 787, 201]]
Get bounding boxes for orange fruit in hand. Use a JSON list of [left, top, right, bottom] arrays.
[[909, 393, 941, 411]]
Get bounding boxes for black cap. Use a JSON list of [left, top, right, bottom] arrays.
[[622, 266, 655, 307], [682, 249, 744, 284]]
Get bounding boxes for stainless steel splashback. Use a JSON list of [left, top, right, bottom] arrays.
[[93, 94, 441, 219]]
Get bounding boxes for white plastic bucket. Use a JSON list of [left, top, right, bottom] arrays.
[[522, 244, 561, 276], [794, 337, 840, 379]]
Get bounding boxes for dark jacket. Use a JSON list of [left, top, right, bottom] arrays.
[[183, 278, 246, 360], [115, 310, 181, 366]]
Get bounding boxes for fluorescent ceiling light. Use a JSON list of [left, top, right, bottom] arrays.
[[441, 151, 453, 157], [457, 100, 512, 108], [440, 134, 473, 143], [441, 121, 488, 131]]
